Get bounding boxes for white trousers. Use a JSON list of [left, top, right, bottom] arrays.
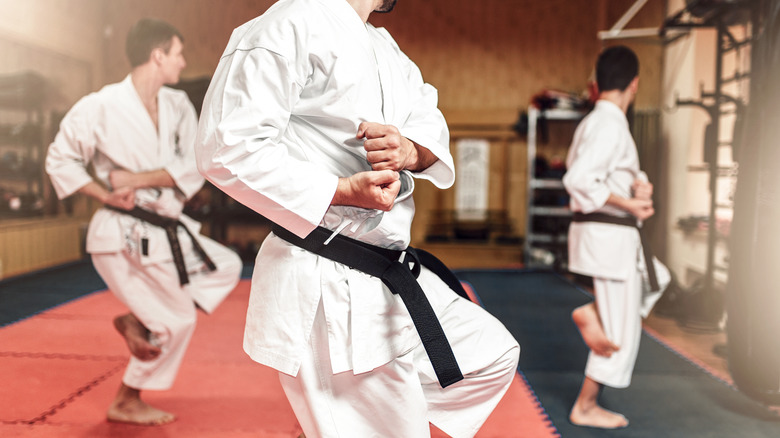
[[279, 292, 520, 438], [93, 233, 241, 390], [585, 257, 669, 388]]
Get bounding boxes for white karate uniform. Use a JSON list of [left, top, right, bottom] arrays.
[[46, 76, 241, 390], [563, 100, 669, 388], [196, 0, 519, 435]]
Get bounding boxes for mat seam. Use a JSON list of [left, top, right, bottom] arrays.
[[3, 361, 125, 425]]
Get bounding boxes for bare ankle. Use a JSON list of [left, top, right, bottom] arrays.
[[114, 314, 161, 361]]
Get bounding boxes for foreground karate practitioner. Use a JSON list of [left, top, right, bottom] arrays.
[[563, 45, 670, 429], [46, 19, 241, 425], [196, 0, 520, 436]]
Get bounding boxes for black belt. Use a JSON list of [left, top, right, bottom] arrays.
[[106, 206, 217, 285], [571, 212, 660, 291], [271, 224, 469, 388]]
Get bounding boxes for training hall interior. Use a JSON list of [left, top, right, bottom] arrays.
[[2, 0, 780, 437]]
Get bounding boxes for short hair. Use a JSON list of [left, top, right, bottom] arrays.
[[596, 45, 639, 92], [125, 18, 183, 68]]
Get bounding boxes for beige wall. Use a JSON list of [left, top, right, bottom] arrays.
[[0, 218, 85, 278], [0, 0, 106, 101]]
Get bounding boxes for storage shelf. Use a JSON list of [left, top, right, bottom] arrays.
[[529, 206, 572, 216], [524, 106, 585, 269], [0, 71, 49, 219], [527, 233, 568, 243], [540, 108, 587, 121], [530, 178, 566, 189]]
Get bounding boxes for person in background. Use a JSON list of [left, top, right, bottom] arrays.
[[45, 18, 242, 425], [563, 45, 670, 429]]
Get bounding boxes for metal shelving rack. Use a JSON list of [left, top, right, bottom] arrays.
[[524, 107, 585, 268], [661, 0, 758, 328]]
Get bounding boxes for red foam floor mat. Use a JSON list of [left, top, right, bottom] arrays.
[[1, 279, 557, 437]]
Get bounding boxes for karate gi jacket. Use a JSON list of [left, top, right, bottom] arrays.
[[563, 100, 647, 281], [197, 0, 456, 377], [46, 75, 205, 264]]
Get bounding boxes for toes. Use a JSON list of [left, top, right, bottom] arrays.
[[149, 413, 176, 426]]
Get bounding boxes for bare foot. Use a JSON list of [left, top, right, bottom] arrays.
[[570, 402, 629, 429], [113, 313, 161, 361], [572, 303, 620, 357], [107, 384, 175, 426]]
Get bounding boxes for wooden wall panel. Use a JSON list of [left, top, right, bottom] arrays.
[[0, 218, 84, 279], [0, 0, 668, 274], [101, 0, 278, 83], [100, 0, 665, 113], [373, 1, 601, 112]]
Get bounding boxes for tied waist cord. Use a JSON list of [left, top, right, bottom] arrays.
[[271, 224, 470, 388], [105, 206, 217, 285], [571, 212, 660, 291]]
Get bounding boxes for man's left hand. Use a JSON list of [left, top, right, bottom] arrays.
[[357, 122, 417, 172]]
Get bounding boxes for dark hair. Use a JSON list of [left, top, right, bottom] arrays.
[[596, 45, 639, 92], [125, 18, 183, 68]]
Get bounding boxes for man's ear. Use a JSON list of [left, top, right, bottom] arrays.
[[150, 47, 164, 65], [629, 76, 639, 93]]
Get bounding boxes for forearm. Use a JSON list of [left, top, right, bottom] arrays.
[[332, 177, 356, 207], [605, 193, 631, 212], [77, 181, 111, 204], [606, 192, 654, 220], [407, 140, 439, 172], [131, 169, 176, 188], [77, 180, 135, 210]]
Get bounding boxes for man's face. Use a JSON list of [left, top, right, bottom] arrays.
[[159, 36, 186, 85], [375, 0, 397, 13]]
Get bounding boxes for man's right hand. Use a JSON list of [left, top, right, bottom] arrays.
[[632, 179, 653, 201], [606, 193, 654, 221], [331, 170, 400, 211], [104, 186, 136, 211], [77, 181, 136, 211], [625, 197, 654, 221]]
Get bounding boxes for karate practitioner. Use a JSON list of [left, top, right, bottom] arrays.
[[46, 18, 241, 425], [196, 0, 520, 436], [563, 45, 670, 429]]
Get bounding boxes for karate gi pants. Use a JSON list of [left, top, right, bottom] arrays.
[[279, 272, 520, 438], [93, 231, 241, 390], [585, 257, 669, 388]]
